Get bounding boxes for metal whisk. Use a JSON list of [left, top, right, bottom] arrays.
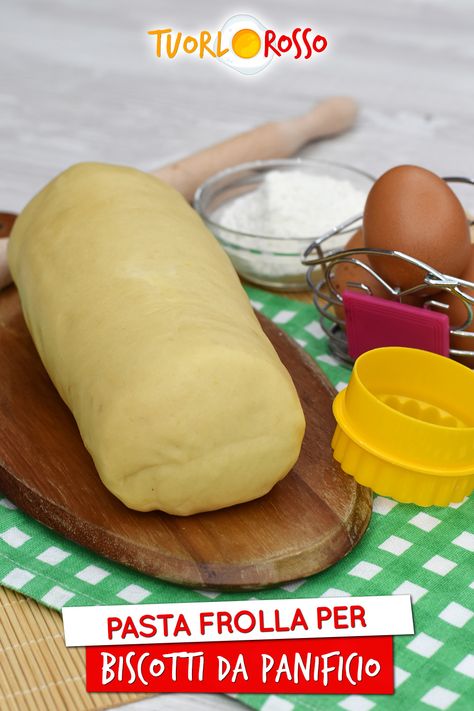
[[301, 177, 474, 367]]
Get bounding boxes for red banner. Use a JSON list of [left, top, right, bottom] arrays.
[[86, 636, 393, 694]]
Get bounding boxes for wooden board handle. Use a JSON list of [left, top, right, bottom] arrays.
[[0, 212, 16, 291], [153, 97, 358, 200], [0, 239, 9, 291]]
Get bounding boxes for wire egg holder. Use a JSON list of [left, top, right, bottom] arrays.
[[301, 176, 474, 368]]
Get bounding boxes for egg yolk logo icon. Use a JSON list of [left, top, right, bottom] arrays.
[[147, 15, 328, 75], [232, 29, 261, 58], [217, 15, 272, 75]]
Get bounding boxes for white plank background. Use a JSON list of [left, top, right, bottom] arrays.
[[1, 0, 474, 213], [0, 1, 473, 709]]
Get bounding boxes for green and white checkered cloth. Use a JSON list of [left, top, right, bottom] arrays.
[[0, 285, 473, 711]]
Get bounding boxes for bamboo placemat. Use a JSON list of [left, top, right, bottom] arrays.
[[0, 585, 147, 710]]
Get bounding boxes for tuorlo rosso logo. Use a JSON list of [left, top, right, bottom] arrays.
[[148, 14, 328, 75]]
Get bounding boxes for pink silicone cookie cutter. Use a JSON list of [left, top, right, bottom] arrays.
[[343, 291, 450, 361]]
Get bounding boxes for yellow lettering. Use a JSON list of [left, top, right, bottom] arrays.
[[149, 28, 229, 60], [147, 28, 172, 57], [166, 31, 182, 58], [215, 31, 229, 57], [199, 31, 216, 58], [183, 35, 198, 54]]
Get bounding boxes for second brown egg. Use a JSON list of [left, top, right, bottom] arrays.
[[332, 228, 422, 321], [436, 244, 474, 366]]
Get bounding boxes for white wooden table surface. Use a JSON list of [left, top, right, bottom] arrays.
[[1, 1, 473, 709]]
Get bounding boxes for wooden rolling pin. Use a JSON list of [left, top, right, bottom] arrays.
[[0, 96, 357, 290], [153, 97, 357, 200]]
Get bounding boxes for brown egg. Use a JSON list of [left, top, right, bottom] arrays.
[[332, 229, 423, 320], [364, 165, 471, 290], [437, 244, 474, 366]]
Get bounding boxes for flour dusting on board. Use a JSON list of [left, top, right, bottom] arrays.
[[216, 170, 367, 238]]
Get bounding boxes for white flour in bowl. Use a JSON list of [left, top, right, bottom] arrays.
[[215, 170, 367, 240], [211, 169, 368, 288]]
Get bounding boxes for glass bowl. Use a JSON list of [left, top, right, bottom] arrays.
[[194, 158, 375, 291]]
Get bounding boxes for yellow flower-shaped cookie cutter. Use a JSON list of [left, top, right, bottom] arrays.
[[332, 347, 474, 506]]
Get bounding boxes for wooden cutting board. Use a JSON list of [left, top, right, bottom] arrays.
[[0, 235, 371, 591]]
